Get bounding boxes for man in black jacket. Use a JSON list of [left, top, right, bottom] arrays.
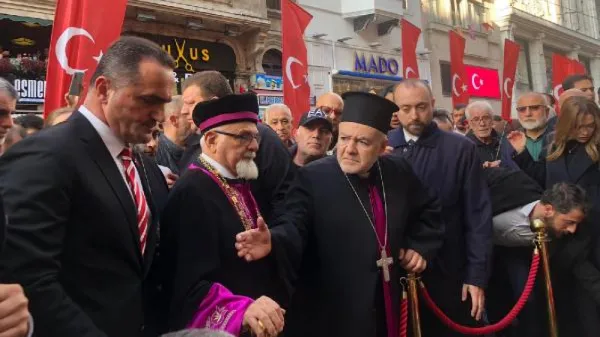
[[0, 37, 172, 337]]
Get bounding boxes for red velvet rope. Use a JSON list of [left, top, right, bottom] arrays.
[[399, 291, 408, 337], [419, 250, 540, 335]]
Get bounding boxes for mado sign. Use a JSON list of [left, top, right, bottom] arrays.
[[354, 53, 400, 76], [14, 79, 46, 104]]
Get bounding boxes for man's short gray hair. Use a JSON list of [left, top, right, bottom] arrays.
[[264, 103, 292, 122], [161, 329, 235, 337], [0, 78, 18, 100], [165, 95, 183, 117], [465, 100, 495, 119]]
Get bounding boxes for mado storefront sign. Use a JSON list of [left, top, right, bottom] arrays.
[[14, 79, 46, 104], [354, 53, 400, 76]]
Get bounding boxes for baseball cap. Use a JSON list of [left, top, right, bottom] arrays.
[[299, 109, 333, 132]]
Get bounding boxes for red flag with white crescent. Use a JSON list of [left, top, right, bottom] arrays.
[[44, 0, 127, 117], [552, 54, 587, 114], [401, 19, 420, 79], [282, 0, 313, 126], [501, 39, 520, 121], [449, 30, 469, 106]]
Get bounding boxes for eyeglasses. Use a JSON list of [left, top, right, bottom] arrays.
[[213, 130, 261, 145], [470, 115, 492, 124], [318, 106, 343, 116], [516, 105, 546, 113]]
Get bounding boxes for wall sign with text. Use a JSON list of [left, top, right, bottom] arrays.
[[130, 33, 237, 73], [354, 53, 400, 76], [14, 79, 46, 104]]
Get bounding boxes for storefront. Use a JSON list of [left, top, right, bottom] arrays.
[[332, 50, 404, 95], [129, 33, 238, 94], [0, 15, 52, 114]]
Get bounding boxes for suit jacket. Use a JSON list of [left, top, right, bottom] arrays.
[[0, 111, 169, 337]]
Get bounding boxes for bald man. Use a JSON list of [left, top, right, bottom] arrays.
[[516, 92, 554, 161], [559, 88, 587, 109], [316, 92, 344, 150]]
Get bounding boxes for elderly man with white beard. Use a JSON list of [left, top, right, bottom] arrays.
[[516, 92, 555, 161], [160, 93, 287, 337]]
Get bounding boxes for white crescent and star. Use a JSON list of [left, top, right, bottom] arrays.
[[452, 74, 467, 97], [503, 78, 513, 98], [55, 27, 103, 75], [405, 67, 416, 79], [286, 57, 305, 90], [471, 73, 483, 90], [553, 84, 563, 101]]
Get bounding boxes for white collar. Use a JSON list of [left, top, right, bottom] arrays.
[[403, 128, 419, 143], [521, 200, 540, 218], [79, 105, 126, 158], [201, 153, 236, 179]]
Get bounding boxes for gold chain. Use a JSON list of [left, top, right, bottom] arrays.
[[199, 156, 259, 231]]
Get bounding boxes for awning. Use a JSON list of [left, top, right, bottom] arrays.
[[0, 14, 52, 27]]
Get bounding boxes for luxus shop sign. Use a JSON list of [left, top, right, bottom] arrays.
[[14, 79, 46, 104]]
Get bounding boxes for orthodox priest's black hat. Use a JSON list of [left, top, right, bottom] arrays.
[[193, 93, 259, 133], [340, 91, 399, 134]]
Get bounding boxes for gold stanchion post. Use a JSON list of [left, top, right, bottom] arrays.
[[407, 273, 422, 337], [530, 219, 559, 337]]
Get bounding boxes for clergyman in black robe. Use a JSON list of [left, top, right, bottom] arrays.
[[160, 93, 286, 337], [236, 92, 445, 337]]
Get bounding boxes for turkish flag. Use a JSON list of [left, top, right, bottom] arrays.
[[401, 19, 420, 79], [552, 53, 587, 113], [43, 0, 127, 117], [282, 0, 313, 126], [501, 39, 520, 121], [465, 65, 500, 99], [449, 30, 469, 106]]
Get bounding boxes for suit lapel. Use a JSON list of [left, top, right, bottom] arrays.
[[72, 112, 143, 264]]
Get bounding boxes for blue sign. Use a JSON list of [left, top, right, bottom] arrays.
[[258, 95, 284, 106], [354, 53, 400, 76], [254, 74, 283, 91]]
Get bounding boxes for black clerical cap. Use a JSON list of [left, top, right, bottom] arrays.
[[193, 93, 259, 133], [340, 92, 399, 134]]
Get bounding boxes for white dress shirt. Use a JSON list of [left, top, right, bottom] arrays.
[[79, 106, 147, 203], [403, 129, 419, 143], [492, 200, 539, 247], [201, 153, 236, 179]]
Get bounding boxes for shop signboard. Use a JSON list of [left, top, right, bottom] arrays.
[[14, 78, 46, 103], [253, 74, 283, 91], [354, 52, 400, 76]]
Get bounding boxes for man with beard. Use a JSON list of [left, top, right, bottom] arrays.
[[563, 74, 596, 102], [452, 104, 468, 135], [0, 78, 16, 148], [160, 93, 286, 337], [388, 79, 492, 337], [235, 92, 445, 337], [156, 96, 191, 174], [264, 104, 294, 148], [464, 101, 518, 169], [289, 108, 333, 168], [177, 71, 294, 224], [516, 92, 554, 161], [315, 92, 344, 150]]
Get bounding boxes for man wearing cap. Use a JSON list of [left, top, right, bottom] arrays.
[[235, 92, 445, 337], [289, 108, 333, 168], [160, 93, 286, 337]]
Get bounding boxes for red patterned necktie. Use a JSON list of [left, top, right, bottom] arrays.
[[120, 148, 149, 255]]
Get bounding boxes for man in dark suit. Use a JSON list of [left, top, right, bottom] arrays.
[[0, 36, 173, 337]]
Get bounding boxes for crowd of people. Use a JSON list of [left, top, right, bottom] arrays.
[[0, 35, 599, 337]]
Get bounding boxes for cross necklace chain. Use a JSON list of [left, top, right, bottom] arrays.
[[344, 160, 393, 282]]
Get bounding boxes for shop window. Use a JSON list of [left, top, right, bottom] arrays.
[[440, 61, 452, 97], [262, 49, 282, 77]]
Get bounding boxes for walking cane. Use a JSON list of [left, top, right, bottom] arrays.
[[407, 273, 422, 337], [531, 219, 559, 337]]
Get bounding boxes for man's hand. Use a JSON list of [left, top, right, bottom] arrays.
[[64, 93, 79, 108], [0, 284, 30, 337], [243, 296, 285, 337], [462, 284, 485, 321], [165, 173, 178, 189], [482, 160, 501, 169], [382, 146, 394, 156], [236, 217, 272, 262], [399, 249, 427, 273], [506, 131, 527, 154]]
